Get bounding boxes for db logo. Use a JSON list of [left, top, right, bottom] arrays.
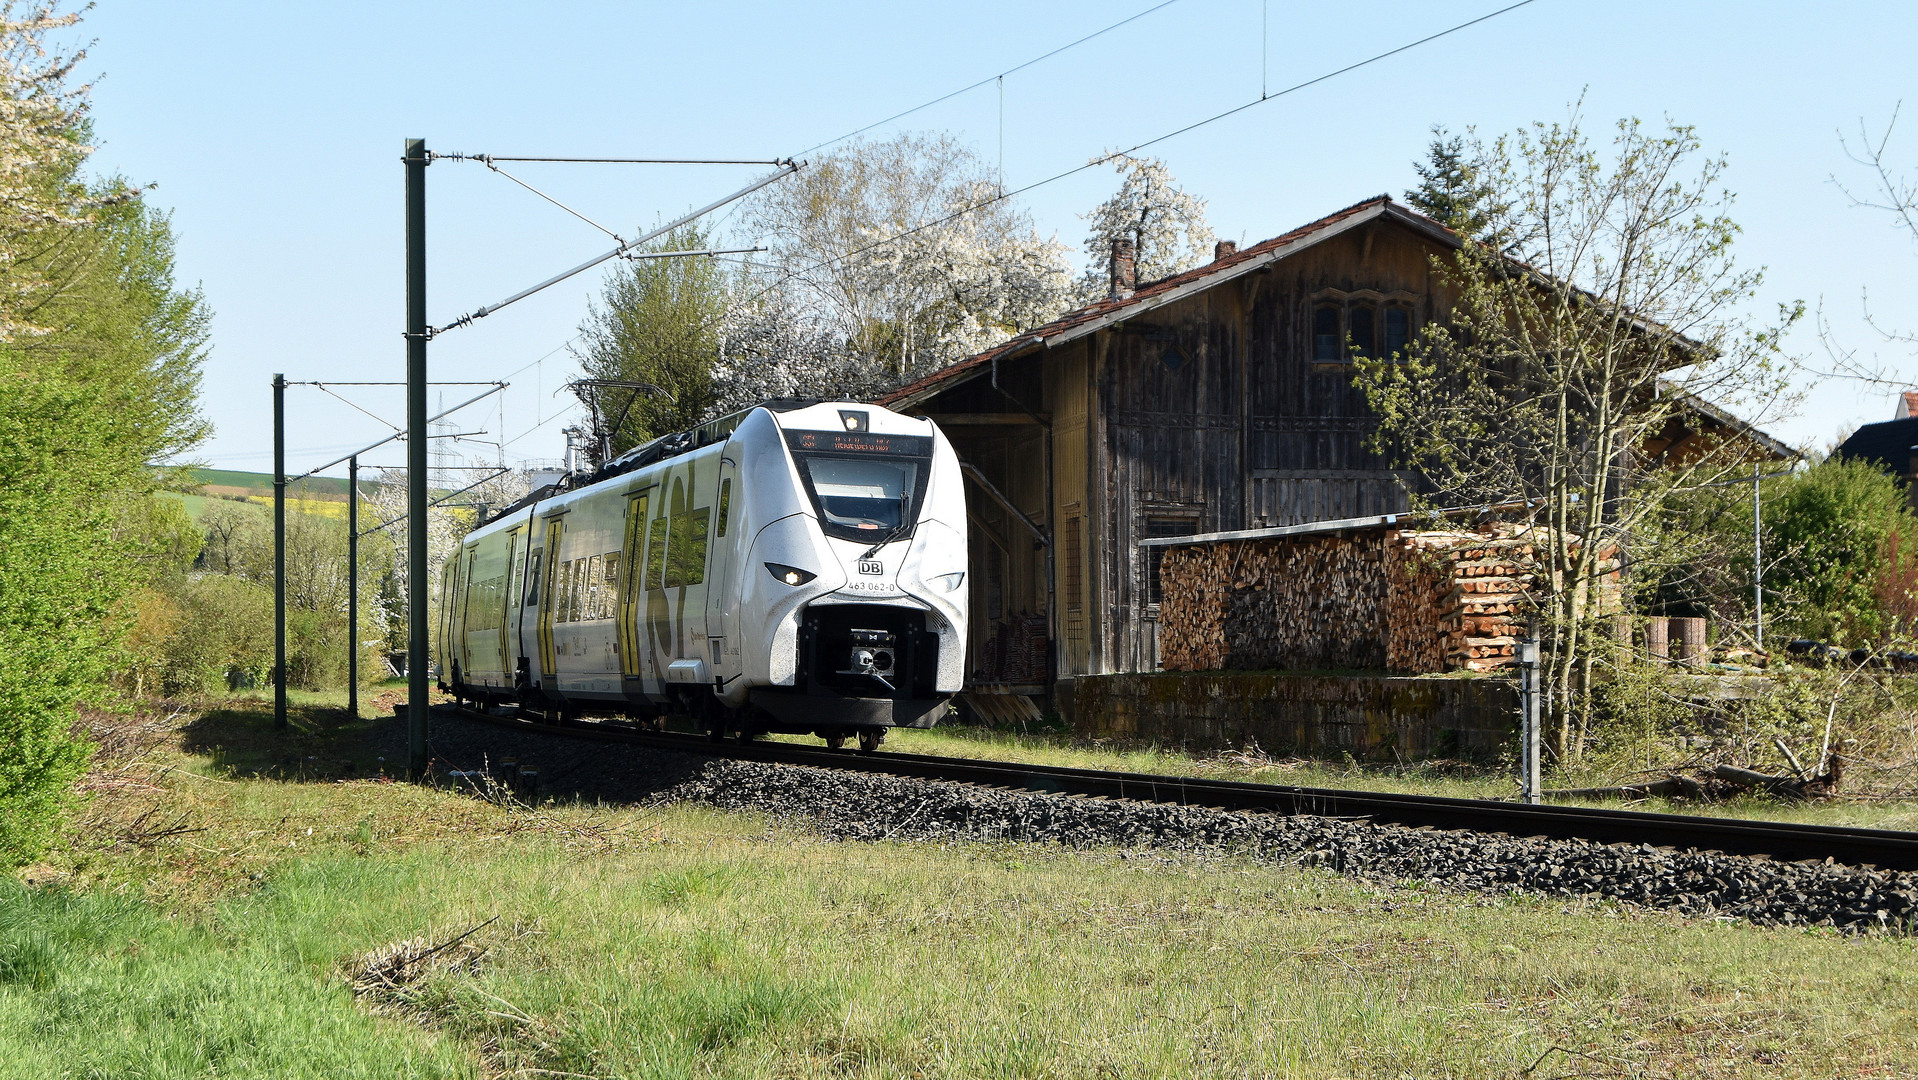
[[857, 559, 883, 576]]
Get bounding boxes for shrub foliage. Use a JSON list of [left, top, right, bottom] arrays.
[[0, 5, 209, 866]]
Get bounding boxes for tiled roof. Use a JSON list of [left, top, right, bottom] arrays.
[[880, 194, 1449, 408]]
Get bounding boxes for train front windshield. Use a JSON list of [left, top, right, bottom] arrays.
[[803, 457, 917, 530], [786, 430, 933, 542]]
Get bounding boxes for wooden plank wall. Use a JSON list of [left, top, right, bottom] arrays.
[[1047, 343, 1093, 676], [946, 423, 1051, 683], [1099, 287, 1245, 673]]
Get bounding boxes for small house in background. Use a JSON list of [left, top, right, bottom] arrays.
[[880, 195, 1790, 722], [1836, 394, 1918, 507]]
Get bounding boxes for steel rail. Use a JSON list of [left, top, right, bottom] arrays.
[[438, 705, 1918, 871]]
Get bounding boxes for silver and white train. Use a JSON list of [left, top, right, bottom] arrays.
[[435, 399, 968, 749]]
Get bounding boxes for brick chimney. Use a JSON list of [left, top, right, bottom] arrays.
[[1108, 237, 1136, 299], [1213, 240, 1238, 260]]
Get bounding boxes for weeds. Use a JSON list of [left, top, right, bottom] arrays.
[[9, 695, 1918, 1078]]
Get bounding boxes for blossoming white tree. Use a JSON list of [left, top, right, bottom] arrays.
[[729, 132, 1071, 400], [1074, 153, 1215, 302]]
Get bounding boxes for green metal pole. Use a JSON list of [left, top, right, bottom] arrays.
[[273, 372, 287, 729], [348, 454, 359, 721], [405, 138, 430, 779]]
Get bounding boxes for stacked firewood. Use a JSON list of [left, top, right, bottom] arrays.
[[1385, 529, 1540, 673], [974, 613, 1053, 684], [1159, 523, 1620, 675], [1000, 613, 1052, 684], [1158, 534, 1389, 672]]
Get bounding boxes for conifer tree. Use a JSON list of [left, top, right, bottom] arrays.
[[1405, 127, 1499, 240]]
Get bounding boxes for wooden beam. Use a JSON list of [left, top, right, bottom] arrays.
[[966, 505, 1011, 555], [925, 412, 1048, 426], [958, 461, 1049, 547]]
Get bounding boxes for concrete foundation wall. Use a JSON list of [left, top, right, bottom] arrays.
[[1071, 671, 1517, 759]]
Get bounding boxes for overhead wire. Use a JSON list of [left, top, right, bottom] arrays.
[[441, 5, 1195, 440], [427, 162, 798, 337], [743, 0, 1542, 304], [476, 156, 630, 244], [464, 0, 1540, 463], [310, 383, 403, 434], [789, 0, 1187, 159]]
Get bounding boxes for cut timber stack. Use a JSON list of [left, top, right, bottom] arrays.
[[1159, 533, 1389, 672], [1158, 522, 1607, 675], [1385, 529, 1540, 673]]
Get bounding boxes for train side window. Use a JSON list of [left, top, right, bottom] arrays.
[[571, 559, 588, 622], [647, 505, 670, 591], [584, 555, 602, 620], [664, 507, 711, 588], [524, 552, 541, 605], [602, 551, 620, 617], [716, 479, 732, 537]]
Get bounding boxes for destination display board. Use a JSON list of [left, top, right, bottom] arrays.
[[785, 431, 932, 457]]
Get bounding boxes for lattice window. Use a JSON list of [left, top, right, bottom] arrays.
[[1063, 512, 1084, 643], [1144, 515, 1201, 604]]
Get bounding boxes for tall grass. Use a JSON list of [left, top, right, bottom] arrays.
[[9, 699, 1918, 1077]]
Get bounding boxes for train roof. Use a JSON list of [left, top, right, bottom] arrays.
[[472, 397, 921, 530]]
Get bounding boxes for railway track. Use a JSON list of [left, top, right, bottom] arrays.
[[441, 704, 1918, 872]]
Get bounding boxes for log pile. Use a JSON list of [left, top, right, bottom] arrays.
[[973, 613, 1052, 685], [1158, 533, 1389, 672], [1158, 522, 1614, 675], [1385, 528, 1541, 674]]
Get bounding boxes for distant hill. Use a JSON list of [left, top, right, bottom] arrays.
[[193, 468, 351, 501]]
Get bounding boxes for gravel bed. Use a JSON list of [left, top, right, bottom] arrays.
[[402, 713, 1918, 932]]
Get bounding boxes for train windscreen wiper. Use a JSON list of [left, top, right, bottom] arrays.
[[859, 499, 914, 560]]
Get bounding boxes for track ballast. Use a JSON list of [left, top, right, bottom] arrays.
[[437, 703, 1918, 872]]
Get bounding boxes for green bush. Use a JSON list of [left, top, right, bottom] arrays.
[[1760, 458, 1918, 646], [157, 575, 276, 695], [0, 12, 211, 865]]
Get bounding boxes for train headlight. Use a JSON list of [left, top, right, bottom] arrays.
[[765, 562, 816, 587], [931, 571, 966, 592]]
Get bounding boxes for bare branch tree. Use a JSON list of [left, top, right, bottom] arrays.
[[1359, 109, 1802, 761], [1811, 104, 1917, 386]]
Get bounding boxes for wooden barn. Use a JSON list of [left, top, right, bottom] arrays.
[[881, 195, 1452, 708], [879, 195, 1787, 714]]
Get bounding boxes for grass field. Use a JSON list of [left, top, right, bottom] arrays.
[[6, 696, 1916, 1078]]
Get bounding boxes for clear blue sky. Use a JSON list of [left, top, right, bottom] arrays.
[[79, 0, 1917, 476]]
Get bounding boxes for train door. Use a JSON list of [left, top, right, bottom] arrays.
[[536, 515, 564, 687], [517, 545, 541, 687], [644, 483, 674, 665], [452, 547, 477, 683], [496, 529, 519, 680], [705, 460, 740, 680], [652, 472, 713, 662], [508, 531, 530, 678], [437, 553, 461, 683], [617, 488, 653, 684]]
